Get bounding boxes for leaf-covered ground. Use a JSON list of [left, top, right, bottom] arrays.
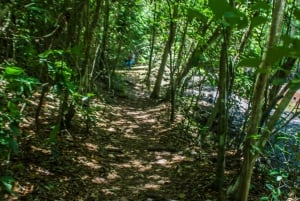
[[4, 67, 281, 201]]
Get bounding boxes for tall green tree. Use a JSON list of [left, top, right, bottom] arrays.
[[228, 1, 287, 200]]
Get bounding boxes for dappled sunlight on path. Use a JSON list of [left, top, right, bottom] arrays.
[[6, 66, 218, 201], [90, 68, 189, 200]]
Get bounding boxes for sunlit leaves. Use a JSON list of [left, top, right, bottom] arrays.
[[4, 66, 24, 76], [38, 49, 64, 59]]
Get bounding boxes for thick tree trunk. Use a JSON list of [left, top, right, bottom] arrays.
[[227, 1, 286, 200]]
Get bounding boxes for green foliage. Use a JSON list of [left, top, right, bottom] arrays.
[[0, 176, 15, 194], [260, 130, 300, 201], [0, 65, 39, 196], [3, 66, 40, 98], [0, 0, 299, 199], [238, 57, 261, 68], [39, 49, 76, 94], [208, 0, 248, 29], [187, 7, 208, 23], [293, 8, 300, 21], [260, 169, 289, 201], [233, 67, 254, 98], [73, 92, 97, 131], [251, 15, 268, 28], [111, 73, 128, 96]]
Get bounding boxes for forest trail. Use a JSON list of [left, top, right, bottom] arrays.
[[7, 66, 217, 201]]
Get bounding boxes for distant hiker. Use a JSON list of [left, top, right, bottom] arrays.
[[125, 52, 135, 69]]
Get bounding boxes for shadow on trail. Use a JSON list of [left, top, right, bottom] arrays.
[[6, 66, 217, 201]]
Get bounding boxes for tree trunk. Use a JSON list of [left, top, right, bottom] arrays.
[[261, 57, 297, 127], [81, 0, 102, 93], [168, 16, 190, 121], [227, 1, 286, 200], [232, 11, 259, 65], [150, 1, 178, 99], [175, 27, 221, 90], [146, 1, 157, 90], [99, 0, 110, 71], [214, 27, 231, 200]]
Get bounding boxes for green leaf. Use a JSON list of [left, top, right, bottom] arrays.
[[9, 138, 19, 154], [87, 93, 95, 98], [5, 67, 24, 75], [272, 78, 286, 86], [187, 8, 208, 22], [49, 124, 60, 143], [178, 193, 186, 199], [238, 57, 261, 67], [296, 153, 300, 161], [267, 46, 289, 64], [9, 121, 20, 136], [224, 10, 248, 29], [293, 8, 300, 21], [250, 2, 270, 11], [26, 4, 45, 12], [208, 0, 230, 19], [291, 78, 300, 84], [252, 16, 268, 27], [0, 137, 9, 146], [7, 102, 19, 116], [276, 175, 282, 181], [0, 176, 15, 193], [38, 49, 64, 58], [260, 196, 269, 201], [266, 183, 274, 190], [68, 45, 84, 57]]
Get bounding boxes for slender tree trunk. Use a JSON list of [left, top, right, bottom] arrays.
[[99, 0, 110, 71], [168, 16, 190, 121], [81, 0, 102, 92], [227, 1, 286, 200], [214, 26, 231, 200], [232, 11, 259, 65], [261, 0, 298, 126], [146, 1, 157, 90], [175, 26, 221, 91], [261, 57, 297, 126], [150, 2, 178, 99]]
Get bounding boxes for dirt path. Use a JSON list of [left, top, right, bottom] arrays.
[[7, 67, 215, 201], [90, 68, 193, 200]]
